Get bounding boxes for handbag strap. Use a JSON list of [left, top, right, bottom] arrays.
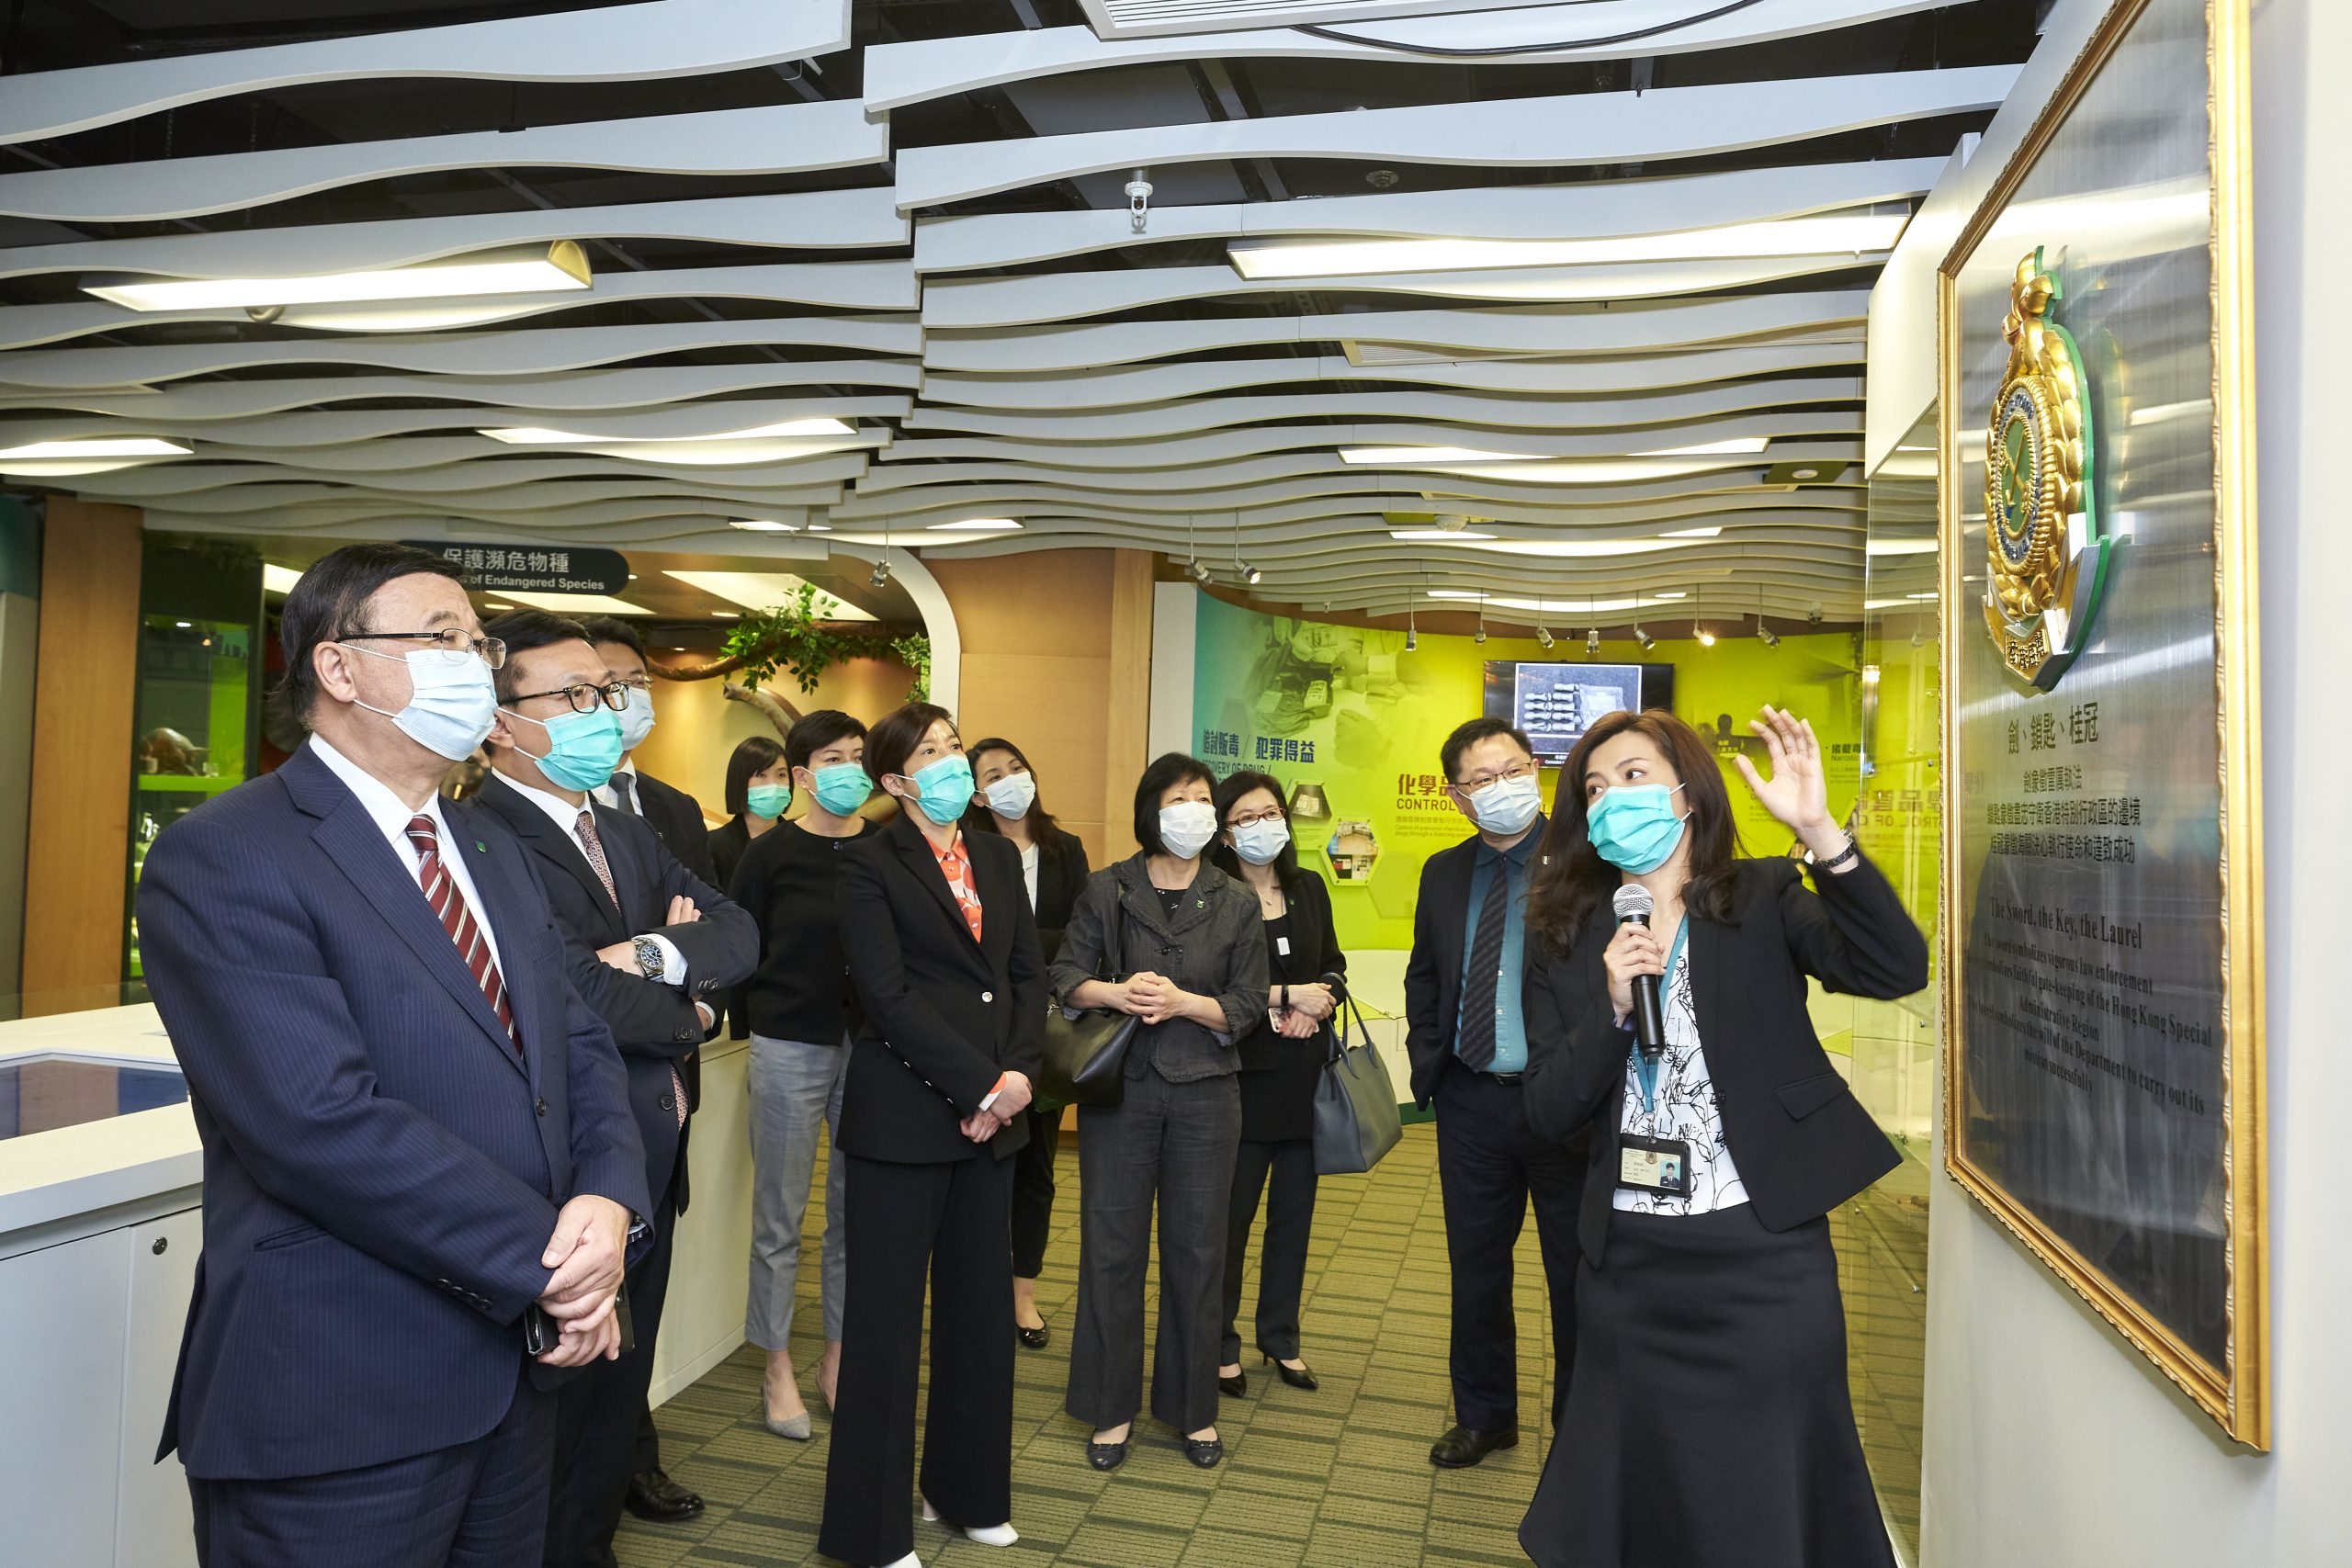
[[1327, 996, 1372, 1063]]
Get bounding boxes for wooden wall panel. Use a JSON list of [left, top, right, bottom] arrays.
[[1100, 549, 1155, 863], [22, 499, 142, 1016]]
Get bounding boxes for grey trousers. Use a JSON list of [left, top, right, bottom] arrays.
[[746, 1032, 849, 1349], [1066, 1069, 1243, 1435]]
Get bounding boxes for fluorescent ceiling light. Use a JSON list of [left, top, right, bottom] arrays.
[[729, 519, 800, 533], [85, 241, 593, 311], [1340, 440, 1763, 468], [263, 564, 303, 595], [1229, 213, 1910, 280], [1409, 457, 1739, 485], [483, 416, 853, 446], [1646, 438, 1770, 457], [664, 570, 875, 622], [1388, 529, 1496, 541], [1660, 526, 1724, 538], [926, 518, 1022, 532], [1467, 538, 1710, 559], [487, 591, 651, 615], [1429, 591, 1680, 615], [0, 436, 190, 458], [1866, 538, 1939, 557], [578, 436, 865, 466]]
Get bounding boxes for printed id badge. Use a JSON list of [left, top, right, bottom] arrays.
[[1618, 1134, 1692, 1196]]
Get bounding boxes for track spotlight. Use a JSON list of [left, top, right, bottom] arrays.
[[1696, 625, 1717, 648], [1405, 626, 1418, 652], [1586, 627, 1601, 657], [1634, 625, 1657, 651], [1757, 617, 1781, 649], [1242, 562, 1262, 586], [870, 559, 890, 589], [1474, 625, 1487, 645], [1188, 558, 1211, 583], [1536, 626, 1555, 649]]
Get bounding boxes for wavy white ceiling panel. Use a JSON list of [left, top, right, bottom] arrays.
[[894, 68, 2017, 209], [68, 452, 871, 500], [865, 5, 1948, 109], [0, 0, 851, 145], [0, 104, 888, 223], [0, 189, 907, 285], [923, 291, 1868, 373], [0, 397, 910, 451]]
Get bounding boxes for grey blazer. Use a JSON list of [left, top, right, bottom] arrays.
[[1050, 854, 1270, 1085]]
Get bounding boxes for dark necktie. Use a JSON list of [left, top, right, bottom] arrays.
[[608, 772, 638, 816], [405, 814, 520, 1056], [1456, 856, 1512, 1071]]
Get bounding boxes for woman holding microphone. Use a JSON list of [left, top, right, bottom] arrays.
[[1054, 753, 1267, 1471], [1518, 706, 1927, 1568], [820, 703, 1043, 1568]]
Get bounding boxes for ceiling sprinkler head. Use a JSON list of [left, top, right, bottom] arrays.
[[1125, 170, 1153, 233]]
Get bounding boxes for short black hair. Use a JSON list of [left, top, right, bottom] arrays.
[[786, 708, 866, 775], [482, 607, 592, 705], [1441, 716, 1534, 784], [723, 735, 786, 818], [1132, 751, 1217, 856], [1209, 768, 1300, 880], [578, 615, 647, 663], [279, 542, 465, 721], [863, 701, 956, 784]]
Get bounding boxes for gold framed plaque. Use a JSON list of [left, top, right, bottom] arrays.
[[1937, 0, 2267, 1447]]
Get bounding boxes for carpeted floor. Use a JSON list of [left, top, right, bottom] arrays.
[[618, 1122, 1927, 1568]]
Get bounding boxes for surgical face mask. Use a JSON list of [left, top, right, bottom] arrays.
[[615, 683, 656, 750], [1229, 817, 1291, 866], [808, 761, 872, 818], [983, 770, 1036, 820], [1158, 799, 1217, 861], [1462, 773, 1543, 837], [899, 753, 975, 827], [505, 704, 626, 794], [342, 643, 499, 762], [745, 782, 791, 820], [1586, 782, 1691, 874]]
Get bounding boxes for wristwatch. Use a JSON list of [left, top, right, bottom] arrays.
[[631, 935, 666, 981]]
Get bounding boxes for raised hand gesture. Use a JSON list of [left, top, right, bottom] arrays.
[[1733, 706, 1838, 844]]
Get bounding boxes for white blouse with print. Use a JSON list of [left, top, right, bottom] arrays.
[[1613, 931, 1750, 1216]]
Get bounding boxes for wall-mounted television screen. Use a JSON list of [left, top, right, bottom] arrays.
[[1481, 661, 1678, 766]]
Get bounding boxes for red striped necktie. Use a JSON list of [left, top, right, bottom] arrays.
[[405, 814, 521, 1056]]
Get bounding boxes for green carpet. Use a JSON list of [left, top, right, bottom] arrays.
[[618, 1123, 1926, 1567]]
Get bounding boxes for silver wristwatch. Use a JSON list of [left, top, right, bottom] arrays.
[[632, 935, 665, 981]]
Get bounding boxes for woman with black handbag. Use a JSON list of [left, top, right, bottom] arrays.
[[1517, 707, 1928, 1568], [963, 737, 1091, 1352], [1052, 752, 1268, 1472], [1207, 770, 1345, 1399]]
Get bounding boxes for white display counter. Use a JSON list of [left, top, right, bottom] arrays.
[[0, 1005, 758, 1568]]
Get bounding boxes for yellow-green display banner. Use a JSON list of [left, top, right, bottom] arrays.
[[1188, 593, 1862, 953]]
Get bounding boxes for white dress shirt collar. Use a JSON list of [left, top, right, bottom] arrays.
[[497, 766, 595, 836], [309, 733, 447, 845]]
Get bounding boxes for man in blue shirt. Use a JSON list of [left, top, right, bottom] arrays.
[[1403, 718, 1589, 1469]]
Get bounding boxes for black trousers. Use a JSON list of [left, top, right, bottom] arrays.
[[192, 1361, 556, 1568], [1009, 1103, 1061, 1280], [1219, 1137, 1318, 1365], [1434, 1059, 1587, 1432], [819, 1151, 1015, 1568], [544, 1185, 678, 1568]]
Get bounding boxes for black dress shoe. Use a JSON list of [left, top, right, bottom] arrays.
[[1182, 1436, 1226, 1469], [624, 1468, 705, 1522], [1429, 1424, 1519, 1469], [1017, 1321, 1050, 1350], [1086, 1438, 1131, 1472], [1264, 1354, 1318, 1392], [1217, 1368, 1248, 1398]]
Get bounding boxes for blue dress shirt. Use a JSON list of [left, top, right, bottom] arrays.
[[1456, 821, 1543, 1073]]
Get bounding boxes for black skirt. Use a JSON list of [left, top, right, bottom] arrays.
[[1520, 1203, 1894, 1568]]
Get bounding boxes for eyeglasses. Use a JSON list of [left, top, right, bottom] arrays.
[[506, 680, 629, 715], [1456, 761, 1536, 791], [342, 628, 505, 668], [608, 672, 652, 691], [1227, 806, 1286, 828]]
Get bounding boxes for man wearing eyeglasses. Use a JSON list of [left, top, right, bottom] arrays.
[[136, 543, 650, 1568], [469, 608, 755, 1568], [1404, 717, 1589, 1472]]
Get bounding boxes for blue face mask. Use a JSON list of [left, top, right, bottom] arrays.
[[344, 644, 499, 762], [1586, 783, 1690, 874], [507, 704, 625, 794], [808, 762, 871, 818], [898, 753, 976, 827], [745, 782, 791, 820]]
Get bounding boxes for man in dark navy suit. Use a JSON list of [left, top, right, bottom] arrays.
[[138, 544, 650, 1568], [469, 608, 756, 1568]]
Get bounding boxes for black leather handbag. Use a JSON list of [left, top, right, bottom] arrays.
[[1313, 998, 1404, 1175], [1040, 894, 1136, 1108]]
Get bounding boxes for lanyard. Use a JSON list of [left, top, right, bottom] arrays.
[[1629, 921, 1689, 1117]]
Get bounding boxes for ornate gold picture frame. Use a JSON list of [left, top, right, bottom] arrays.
[[1937, 0, 2266, 1448]]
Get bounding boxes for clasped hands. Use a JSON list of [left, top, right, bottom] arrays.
[[1272, 980, 1336, 1039], [1105, 969, 1204, 1027], [960, 1069, 1035, 1145], [533, 1193, 633, 1367]]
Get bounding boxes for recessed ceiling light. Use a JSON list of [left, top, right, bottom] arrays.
[[665, 570, 875, 621], [1660, 526, 1724, 538], [174, 620, 191, 628], [483, 591, 649, 615], [262, 564, 303, 595], [1388, 529, 1497, 541], [1227, 212, 1909, 280], [0, 436, 191, 459], [85, 241, 593, 311], [1866, 538, 1938, 556], [484, 417, 853, 446], [729, 518, 800, 533], [926, 518, 1023, 531]]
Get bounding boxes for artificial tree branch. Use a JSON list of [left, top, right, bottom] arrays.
[[723, 682, 801, 739]]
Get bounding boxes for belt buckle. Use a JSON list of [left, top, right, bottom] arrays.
[[1488, 1070, 1523, 1085]]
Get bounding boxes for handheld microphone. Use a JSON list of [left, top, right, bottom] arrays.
[[1611, 885, 1666, 1055]]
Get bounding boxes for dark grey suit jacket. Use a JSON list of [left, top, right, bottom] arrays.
[[1050, 854, 1270, 1085]]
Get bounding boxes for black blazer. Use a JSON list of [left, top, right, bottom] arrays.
[[475, 774, 758, 1213], [707, 814, 755, 1039], [1401, 818, 1546, 1107], [836, 811, 1046, 1167], [629, 768, 718, 886], [1236, 867, 1346, 1075], [1521, 852, 1929, 1266], [1030, 825, 1091, 964]]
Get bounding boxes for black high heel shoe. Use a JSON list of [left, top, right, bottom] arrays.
[[1264, 1353, 1318, 1392], [1217, 1367, 1248, 1397], [1017, 1320, 1050, 1350]]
